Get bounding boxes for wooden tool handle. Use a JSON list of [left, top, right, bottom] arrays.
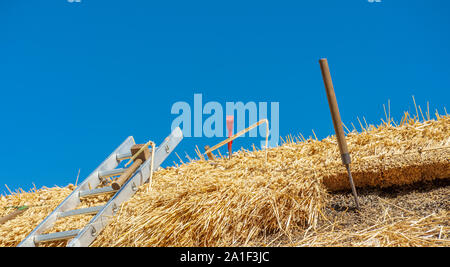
[[111, 158, 143, 190], [204, 145, 215, 160], [0, 208, 27, 225], [319, 58, 350, 164]]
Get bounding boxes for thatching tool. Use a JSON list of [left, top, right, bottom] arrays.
[[205, 119, 269, 161], [204, 145, 215, 160], [0, 205, 28, 225], [111, 143, 150, 190], [18, 127, 183, 247], [319, 58, 360, 209], [123, 140, 157, 192], [226, 115, 234, 159]]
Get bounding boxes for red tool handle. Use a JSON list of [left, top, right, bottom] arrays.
[[226, 116, 234, 158]]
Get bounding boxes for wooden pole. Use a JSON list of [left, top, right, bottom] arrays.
[[0, 206, 28, 225], [111, 159, 143, 190], [319, 58, 360, 209]]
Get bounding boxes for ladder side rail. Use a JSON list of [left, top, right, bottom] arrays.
[[18, 136, 135, 247], [68, 127, 183, 247], [76, 136, 135, 192]]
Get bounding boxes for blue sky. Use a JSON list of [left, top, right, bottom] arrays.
[[1, 0, 449, 192]]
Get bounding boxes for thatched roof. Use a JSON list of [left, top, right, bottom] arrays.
[[1, 114, 448, 246]]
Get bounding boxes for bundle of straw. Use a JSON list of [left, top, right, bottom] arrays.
[[322, 115, 449, 190], [91, 147, 327, 246]]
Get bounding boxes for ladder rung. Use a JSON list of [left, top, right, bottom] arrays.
[[79, 186, 116, 198], [116, 151, 132, 161], [58, 205, 105, 218], [98, 168, 126, 178], [35, 229, 81, 243]]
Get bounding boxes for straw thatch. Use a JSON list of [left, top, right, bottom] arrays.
[[0, 113, 448, 247], [286, 179, 449, 247], [315, 115, 449, 190]]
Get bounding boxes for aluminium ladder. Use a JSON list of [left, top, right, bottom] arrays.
[[18, 127, 183, 247]]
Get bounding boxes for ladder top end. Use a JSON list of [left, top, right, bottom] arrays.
[[173, 127, 183, 139]]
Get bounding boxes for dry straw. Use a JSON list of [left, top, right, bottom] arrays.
[[0, 113, 448, 247], [290, 210, 449, 247]]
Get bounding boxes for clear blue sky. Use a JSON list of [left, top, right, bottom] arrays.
[[1, 0, 449, 192]]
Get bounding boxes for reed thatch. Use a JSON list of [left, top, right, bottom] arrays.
[[313, 114, 449, 190], [0, 113, 448, 247]]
